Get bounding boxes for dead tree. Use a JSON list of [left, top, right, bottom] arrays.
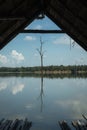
[[37, 37, 45, 75]]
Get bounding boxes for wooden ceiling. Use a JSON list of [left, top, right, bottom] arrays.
[[0, 0, 87, 51]]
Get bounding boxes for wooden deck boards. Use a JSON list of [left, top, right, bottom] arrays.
[[0, 118, 32, 130], [0, 115, 87, 130], [59, 115, 87, 130]]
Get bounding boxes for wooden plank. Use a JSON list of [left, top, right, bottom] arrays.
[[59, 121, 65, 130], [46, 9, 87, 51], [0, 118, 32, 130], [0, 10, 41, 50], [77, 120, 83, 130], [4, 120, 12, 130], [0, 17, 25, 20], [9, 119, 19, 130], [22, 118, 32, 130], [82, 114, 87, 121], [72, 120, 86, 130], [59, 120, 71, 130], [0, 120, 9, 130], [21, 29, 65, 34], [16, 120, 23, 130], [72, 121, 79, 130], [0, 119, 4, 126]]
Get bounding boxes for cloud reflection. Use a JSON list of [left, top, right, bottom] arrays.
[[0, 82, 7, 91], [12, 84, 24, 95], [35, 115, 44, 120], [25, 104, 34, 110], [54, 98, 87, 118], [55, 100, 80, 109]]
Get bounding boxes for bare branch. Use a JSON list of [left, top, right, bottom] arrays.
[[36, 48, 41, 55], [36, 36, 46, 69]]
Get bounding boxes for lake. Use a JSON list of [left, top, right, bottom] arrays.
[[0, 75, 87, 130]]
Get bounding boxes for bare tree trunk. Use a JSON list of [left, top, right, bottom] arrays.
[[37, 37, 45, 75], [41, 55, 43, 75], [37, 37, 45, 112]]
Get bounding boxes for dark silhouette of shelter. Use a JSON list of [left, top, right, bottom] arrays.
[[0, 0, 87, 50]]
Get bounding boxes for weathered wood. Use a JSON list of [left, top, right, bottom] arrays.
[[59, 120, 71, 130], [46, 7, 87, 51], [16, 120, 23, 130], [1, 118, 87, 130], [77, 120, 83, 130], [0, 0, 87, 51], [0, 118, 32, 130], [0, 120, 9, 130], [72, 121, 80, 130], [82, 114, 87, 121], [59, 121, 65, 130], [21, 29, 65, 34], [22, 118, 32, 130], [0, 119, 4, 126], [1, 117, 87, 130], [72, 120, 87, 130], [9, 119, 19, 130], [0, 17, 25, 20], [4, 120, 12, 130]]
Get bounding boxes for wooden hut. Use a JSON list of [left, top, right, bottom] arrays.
[[0, 0, 87, 51]]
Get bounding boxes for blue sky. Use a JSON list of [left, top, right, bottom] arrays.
[[0, 16, 87, 67]]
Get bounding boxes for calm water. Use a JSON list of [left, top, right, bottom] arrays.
[[0, 76, 87, 130]]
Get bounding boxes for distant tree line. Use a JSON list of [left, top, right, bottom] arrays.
[[0, 65, 87, 74]]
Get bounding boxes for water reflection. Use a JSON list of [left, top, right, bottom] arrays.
[[0, 76, 87, 130], [0, 82, 7, 91], [38, 75, 44, 112], [12, 84, 24, 95], [0, 80, 25, 95], [25, 104, 34, 110]]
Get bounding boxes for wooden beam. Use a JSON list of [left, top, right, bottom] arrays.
[[57, 0, 87, 25], [0, 1, 41, 21], [0, 17, 25, 20], [46, 10, 87, 51], [0, 0, 6, 5], [46, 4, 87, 50], [49, 2, 87, 38], [0, 10, 41, 50], [21, 29, 65, 34]]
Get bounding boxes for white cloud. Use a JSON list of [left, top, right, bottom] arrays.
[[0, 54, 8, 64], [35, 25, 42, 29], [24, 36, 36, 41], [74, 58, 85, 65], [53, 35, 74, 45], [12, 84, 24, 95], [11, 50, 24, 62]]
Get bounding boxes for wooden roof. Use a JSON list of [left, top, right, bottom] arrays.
[[0, 0, 87, 50]]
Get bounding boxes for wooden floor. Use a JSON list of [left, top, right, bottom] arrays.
[[0, 118, 32, 130], [0, 115, 87, 130], [59, 115, 87, 130]]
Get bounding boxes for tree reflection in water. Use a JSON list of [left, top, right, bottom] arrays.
[[38, 75, 44, 112]]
